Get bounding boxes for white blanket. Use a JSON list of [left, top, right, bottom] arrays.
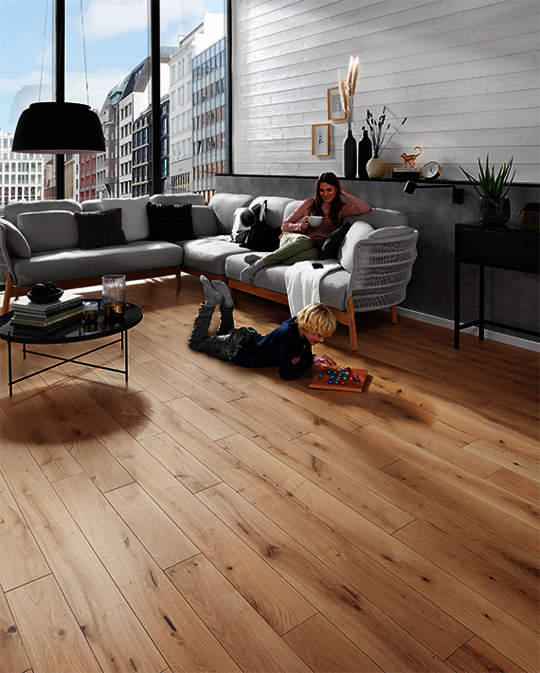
[[285, 259, 341, 316]]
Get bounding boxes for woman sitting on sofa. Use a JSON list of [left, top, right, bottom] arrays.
[[240, 171, 371, 282]]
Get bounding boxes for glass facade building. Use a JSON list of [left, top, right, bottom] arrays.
[[192, 37, 228, 195]]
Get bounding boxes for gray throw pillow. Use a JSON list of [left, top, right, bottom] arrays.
[[17, 210, 80, 252], [74, 209, 128, 249], [0, 217, 31, 258]]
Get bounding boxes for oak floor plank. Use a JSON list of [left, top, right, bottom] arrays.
[[347, 421, 496, 480], [0, 585, 31, 673], [197, 481, 459, 671], [5, 575, 102, 673], [62, 431, 134, 493], [447, 636, 528, 673], [486, 468, 540, 504], [394, 519, 539, 629], [215, 434, 539, 672], [89, 420, 319, 637], [463, 440, 540, 483], [140, 431, 222, 493], [0, 470, 50, 592], [53, 472, 242, 673], [382, 460, 539, 556], [167, 554, 311, 672], [248, 427, 414, 534], [282, 613, 383, 673], [105, 482, 200, 569], [0, 435, 167, 673]]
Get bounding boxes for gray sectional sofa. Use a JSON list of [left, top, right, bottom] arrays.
[[0, 192, 418, 350]]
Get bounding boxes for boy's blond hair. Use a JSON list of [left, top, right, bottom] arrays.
[[297, 303, 337, 337]]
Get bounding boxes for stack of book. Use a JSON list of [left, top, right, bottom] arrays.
[[10, 292, 84, 335]]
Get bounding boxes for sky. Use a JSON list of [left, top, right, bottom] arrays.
[[0, 0, 226, 134]]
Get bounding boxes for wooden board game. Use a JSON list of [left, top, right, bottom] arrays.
[[309, 366, 368, 392]]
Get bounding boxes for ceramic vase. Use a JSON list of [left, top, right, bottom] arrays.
[[357, 128, 372, 179], [366, 155, 387, 179], [342, 129, 357, 179], [478, 197, 511, 226]]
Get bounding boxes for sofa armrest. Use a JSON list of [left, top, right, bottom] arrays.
[[344, 207, 409, 229], [0, 220, 18, 286]]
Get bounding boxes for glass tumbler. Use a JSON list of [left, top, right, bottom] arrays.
[[102, 274, 126, 319]]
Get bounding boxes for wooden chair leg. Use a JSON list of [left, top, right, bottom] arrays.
[[176, 269, 181, 292], [1, 274, 13, 315], [390, 306, 398, 324], [346, 296, 358, 351]]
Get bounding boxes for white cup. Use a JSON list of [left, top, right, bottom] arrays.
[[308, 216, 323, 227]]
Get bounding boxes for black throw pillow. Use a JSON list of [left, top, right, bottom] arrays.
[[75, 208, 128, 249], [146, 202, 195, 242], [320, 221, 353, 260]]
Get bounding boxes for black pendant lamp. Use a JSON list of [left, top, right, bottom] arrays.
[[12, 101, 105, 154], [12, 0, 105, 156]]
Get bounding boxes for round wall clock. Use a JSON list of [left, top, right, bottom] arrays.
[[421, 161, 442, 180]]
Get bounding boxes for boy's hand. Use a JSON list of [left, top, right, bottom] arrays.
[[314, 354, 337, 368]]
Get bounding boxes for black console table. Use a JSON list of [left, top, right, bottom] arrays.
[[454, 223, 540, 349]]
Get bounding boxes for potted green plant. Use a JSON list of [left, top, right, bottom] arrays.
[[460, 155, 515, 226]]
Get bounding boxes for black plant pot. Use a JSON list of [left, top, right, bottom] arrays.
[[342, 129, 357, 179], [478, 197, 511, 226]]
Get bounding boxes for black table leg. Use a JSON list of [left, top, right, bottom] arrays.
[[479, 265, 485, 341]]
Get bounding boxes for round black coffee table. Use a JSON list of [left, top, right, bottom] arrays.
[[0, 300, 143, 395]]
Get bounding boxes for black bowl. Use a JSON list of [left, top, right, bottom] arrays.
[[27, 288, 64, 304]]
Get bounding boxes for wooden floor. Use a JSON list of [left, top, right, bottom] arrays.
[[1, 274, 538, 673]]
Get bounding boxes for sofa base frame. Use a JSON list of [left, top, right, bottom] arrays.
[[1, 267, 181, 315], [227, 279, 398, 352]]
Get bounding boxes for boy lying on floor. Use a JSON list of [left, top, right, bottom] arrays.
[[189, 275, 337, 380]]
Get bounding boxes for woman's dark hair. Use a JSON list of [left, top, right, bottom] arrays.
[[309, 172, 344, 225]]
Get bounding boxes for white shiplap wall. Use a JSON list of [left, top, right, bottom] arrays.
[[231, 0, 540, 182]]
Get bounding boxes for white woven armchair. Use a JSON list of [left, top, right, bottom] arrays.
[[323, 210, 419, 350]]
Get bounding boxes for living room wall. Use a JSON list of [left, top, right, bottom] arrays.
[[230, 0, 539, 183]]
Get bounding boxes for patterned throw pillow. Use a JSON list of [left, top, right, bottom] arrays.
[[146, 202, 195, 242], [74, 208, 128, 249]]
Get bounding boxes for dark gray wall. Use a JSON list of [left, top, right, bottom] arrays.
[[216, 175, 540, 344]]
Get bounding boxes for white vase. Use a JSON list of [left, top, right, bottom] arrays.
[[366, 156, 387, 179]]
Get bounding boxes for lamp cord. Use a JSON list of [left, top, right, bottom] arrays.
[[39, 0, 49, 102], [80, 0, 90, 106]]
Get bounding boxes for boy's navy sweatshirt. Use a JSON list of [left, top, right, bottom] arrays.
[[233, 316, 314, 380]]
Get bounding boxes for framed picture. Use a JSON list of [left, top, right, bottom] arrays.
[[312, 123, 330, 156], [327, 87, 345, 121]]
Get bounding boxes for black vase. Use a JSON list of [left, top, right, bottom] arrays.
[[478, 197, 511, 226], [342, 129, 357, 179], [357, 127, 372, 178]]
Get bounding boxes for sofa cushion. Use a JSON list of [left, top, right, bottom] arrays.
[[320, 221, 354, 261], [0, 217, 31, 258], [149, 193, 206, 206], [17, 210, 79, 252], [81, 199, 103, 212], [224, 253, 349, 312], [208, 193, 253, 235], [75, 209, 128, 249], [11, 240, 183, 287], [338, 222, 375, 273], [4, 199, 82, 225], [104, 196, 150, 241], [181, 235, 250, 275], [191, 205, 218, 237], [146, 202, 195, 242]]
